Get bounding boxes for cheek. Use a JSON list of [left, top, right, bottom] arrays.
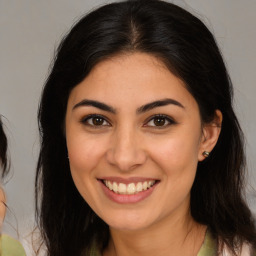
[[67, 134, 105, 173], [148, 128, 201, 183], [66, 134, 98, 193], [153, 134, 200, 166], [149, 134, 200, 212], [66, 136, 104, 205]]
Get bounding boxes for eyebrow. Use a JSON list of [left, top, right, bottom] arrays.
[[72, 98, 184, 114], [72, 99, 116, 113], [136, 98, 184, 114]]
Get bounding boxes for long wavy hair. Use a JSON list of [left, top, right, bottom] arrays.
[[36, 0, 256, 255]]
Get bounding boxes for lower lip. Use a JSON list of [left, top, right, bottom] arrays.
[[99, 181, 158, 204]]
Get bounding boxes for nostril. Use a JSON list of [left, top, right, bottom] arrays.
[[105, 146, 147, 172]]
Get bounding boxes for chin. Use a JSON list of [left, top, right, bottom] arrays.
[[103, 212, 155, 232], [109, 222, 149, 232]]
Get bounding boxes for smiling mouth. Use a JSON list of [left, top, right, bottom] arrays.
[[102, 180, 158, 195]]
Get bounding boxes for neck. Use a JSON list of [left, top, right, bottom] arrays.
[[103, 212, 207, 256]]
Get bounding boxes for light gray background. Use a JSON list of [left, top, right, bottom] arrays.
[[0, 0, 255, 254]]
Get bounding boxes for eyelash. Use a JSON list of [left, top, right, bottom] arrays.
[[80, 114, 176, 128], [80, 114, 111, 127], [144, 114, 176, 128]]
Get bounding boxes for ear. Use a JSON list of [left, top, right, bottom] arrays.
[[198, 110, 223, 161]]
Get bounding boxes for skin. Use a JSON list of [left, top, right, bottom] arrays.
[[65, 53, 222, 256], [0, 187, 6, 226]]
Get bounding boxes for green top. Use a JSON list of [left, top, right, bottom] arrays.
[[197, 230, 217, 256], [0, 234, 27, 256], [90, 230, 217, 256]]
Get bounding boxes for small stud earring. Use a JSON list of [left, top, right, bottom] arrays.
[[202, 151, 210, 158]]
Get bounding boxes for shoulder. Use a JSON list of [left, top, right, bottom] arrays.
[[1, 234, 26, 256]]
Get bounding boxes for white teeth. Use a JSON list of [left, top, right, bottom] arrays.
[[127, 183, 136, 194], [136, 182, 143, 192], [104, 180, 156, 194], [118, 183, 126, 194], [142, 181, 148, 190], [107, 181, 113, 191], [148, 181, 153, 187], [113, 182, 118, 193]]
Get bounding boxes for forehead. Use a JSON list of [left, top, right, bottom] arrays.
[[67, 53, 197, 111]]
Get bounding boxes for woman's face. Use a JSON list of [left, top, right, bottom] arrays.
[[65, 53, 215, 231]]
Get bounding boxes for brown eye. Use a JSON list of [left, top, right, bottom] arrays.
[[92, 117, 104, 126], [145, 115, 175, 128], [82, 115, 110, 127], [153, 117, 166, 126]]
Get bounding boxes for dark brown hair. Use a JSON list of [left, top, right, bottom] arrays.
[[36, 0, 256, 255], [0, 116, 9, 179]]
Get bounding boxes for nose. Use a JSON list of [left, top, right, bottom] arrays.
[[106, 126, 147, 172]]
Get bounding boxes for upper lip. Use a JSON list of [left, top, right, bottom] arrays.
[[98, 176, 159, 184]]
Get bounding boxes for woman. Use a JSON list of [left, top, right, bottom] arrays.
[[36, 0, 256, 255], [0, 117, 26, 255]]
